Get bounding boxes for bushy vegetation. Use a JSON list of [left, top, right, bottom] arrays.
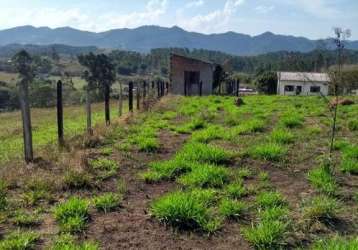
[[93, 193, 122, 213], [0, 230, 39, 250]]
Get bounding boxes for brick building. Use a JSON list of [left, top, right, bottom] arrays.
[[170, 54, 214, 96]]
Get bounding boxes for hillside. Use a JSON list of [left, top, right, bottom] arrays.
[[1, 25, 358, 56]]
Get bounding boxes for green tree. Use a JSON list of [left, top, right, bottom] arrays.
[[255, 71, 278, 95]]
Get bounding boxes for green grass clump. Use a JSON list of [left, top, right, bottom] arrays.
[[270, 129, 295, 144], [340, 146, 358, 174], [225, 181, 248, 199], [141, 158, 192, 183], [191, 125, 225, 143], [137, 137, 160, 152], [237, 167, 253, 179], [243, 220, 287, 249], [51, 233, 99, 250], [93, 193, 122, 213], [0, 230, 39, 249], [89, 158, 119, 179], [231, 119, 265, 136], [23, 179, 53, 206], [348, 119, 358, 131], [151, 189, 220, 233], [175, 117, 206, 134], [177, 164, 229, 188], [64, 171, 92, 190], [0, 180, 7, 210], [312, 236, 358, 250], [54, 197, 90, 233], [256, 191, 287, 209], [281, 113, 304, 128], [333, 139, 350, 151], [302, 195, 339, 221], [307, 165, 337, 194], [250, 143, 287, 161], [258, 206, 289, 222], [12, 210, 41, 227], [219, 198, 247, 219], [178, 142, 234, 165]]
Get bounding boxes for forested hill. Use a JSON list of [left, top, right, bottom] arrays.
[[1, 25, 358, 56]]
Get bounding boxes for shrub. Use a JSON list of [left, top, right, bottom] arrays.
[[243, 220, 287, 249], [281, 113, 304, 128], [348, 119, 358, 131], [250, 143, 287, 161], [219, 199, 247, 219], [312, 236, 358, 250], [177, 164, 229, 188], [0, 230, 39, 250], [93, 193, 122, 213], [54, 197, 90, 233], [302, 195, 339, 221], [151, 189, 219, 232], [51, 233, 99, 250], [307, 165, 337, 195], [64, 171, 92, 189], [178, 142, 234, 165], [270, 129, 295, 144], [256, 191, 287, 209]]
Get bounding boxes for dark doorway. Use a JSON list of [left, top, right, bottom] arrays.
[[296, 86, 302, 95], [184, 71, 200, 96]]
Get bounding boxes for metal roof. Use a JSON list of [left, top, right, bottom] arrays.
[[170, 53, 214, 66], [278, 72, 330, 83]]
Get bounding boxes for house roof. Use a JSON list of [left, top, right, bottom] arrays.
[[170, 53, 214, 66], [278, 72, 330, 83]]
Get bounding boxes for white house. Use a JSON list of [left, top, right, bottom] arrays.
[[277, 72, 330, 96]]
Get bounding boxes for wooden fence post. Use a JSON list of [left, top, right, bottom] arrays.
[[118, 81, 123, 117], [199, 81, 203, 96], [86, 86, 93, 135], [57, 80, 64, 146], [166, 82, 169, 95], [142, 81, 147, 107], [236, 79, 240, 97], [129, 81, 133, 112], [157, 80, 160, 98], [19, 80, 33, 163], [104, 84, 110, 126], [136, 83, 140, 110]]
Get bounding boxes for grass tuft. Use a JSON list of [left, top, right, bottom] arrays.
[[302, 195, 339, 221], [93, 193, 122, 213], [250, 143, 287, 161], [256, 191, 287, 209], [312, 236, 358, 250], [0, 230, 39, 250], [307, 165, 337, 195], [51, 233, 99, 250], [219, 198, 247, 219], [270, 129, 295, 144], [53, 197, 89, 233]]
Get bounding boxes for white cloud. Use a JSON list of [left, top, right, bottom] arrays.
[[177, 0, 245, 33], [255, 5, 275, 14], [0, 0, 169, 32], [290, 0, 339, 18], [185, 0, 205, 8]]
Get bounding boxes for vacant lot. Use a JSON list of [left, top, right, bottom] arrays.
[[0, 95, 357, 249]]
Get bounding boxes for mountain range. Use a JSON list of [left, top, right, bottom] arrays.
[[1, 25, 358, 56]]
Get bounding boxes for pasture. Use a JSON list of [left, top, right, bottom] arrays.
[[0, 95, 357, 249]]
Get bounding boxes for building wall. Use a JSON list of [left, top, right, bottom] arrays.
[[277, 80, 329, 96], [170, 55, 213, 95]]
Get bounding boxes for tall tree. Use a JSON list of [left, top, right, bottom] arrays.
[[13, 50, 35, 163]]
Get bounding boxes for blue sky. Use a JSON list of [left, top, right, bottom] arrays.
[[1, 0, 357, 39]]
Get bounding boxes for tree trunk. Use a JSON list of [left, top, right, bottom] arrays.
[[142, 81, 147, 107], [104, 84, 110, 126], [19, 80, 33, 163], [86, 87, 93, 135], [136, 83, 140, 110], [118, 81, 123, 117], [57, 80, 64, 147]]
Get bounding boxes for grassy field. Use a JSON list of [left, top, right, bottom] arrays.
[[0, 101, 125, 163], [0, 95, 357, 249]]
